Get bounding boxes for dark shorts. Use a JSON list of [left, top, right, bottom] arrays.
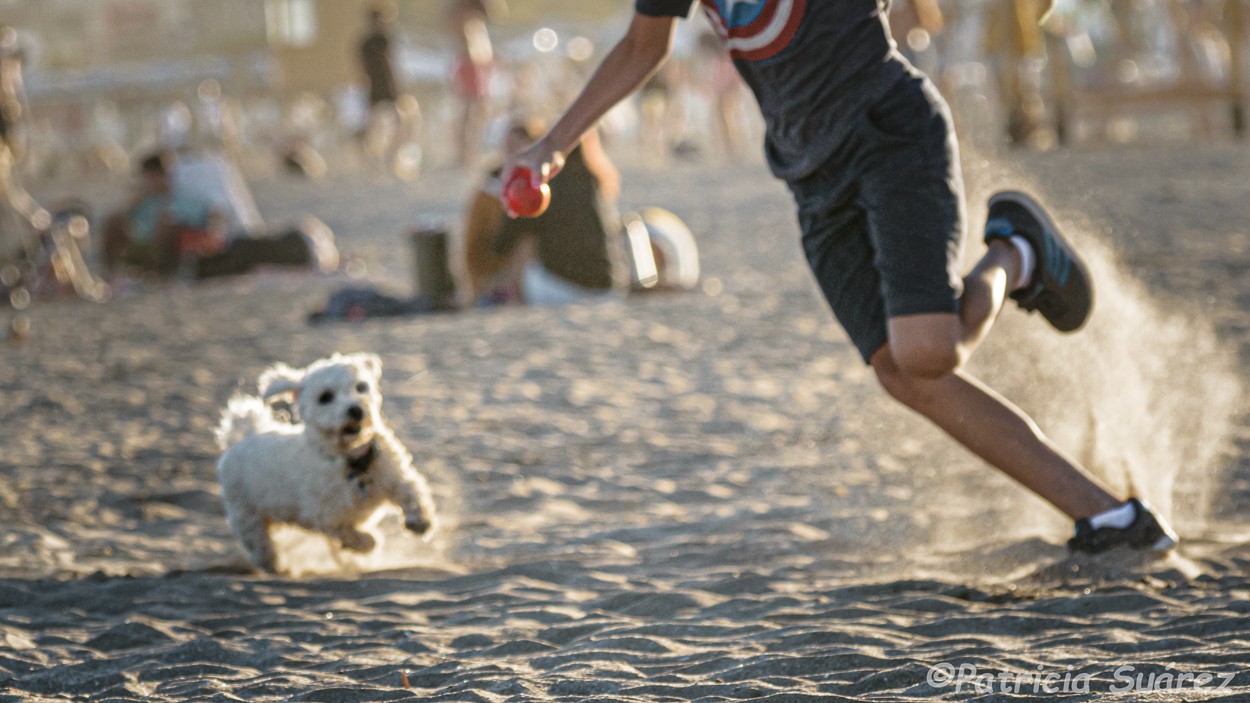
[[788, 73, 966, 364]]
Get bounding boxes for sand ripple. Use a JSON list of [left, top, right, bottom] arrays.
[[4, 151, 1250, 700]]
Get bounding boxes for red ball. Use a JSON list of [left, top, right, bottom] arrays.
[[503, 167, 551, 218]]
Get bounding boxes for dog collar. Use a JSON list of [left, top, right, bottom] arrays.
[[346, 441, 377, 482]]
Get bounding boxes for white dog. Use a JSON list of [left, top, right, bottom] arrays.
[[216, 352, 436, 573]]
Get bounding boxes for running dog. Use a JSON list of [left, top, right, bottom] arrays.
[[216, 352, 436, 573]]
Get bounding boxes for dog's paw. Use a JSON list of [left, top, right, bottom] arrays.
[[339, 530, 377, 553], [405, 514, 435, 538]]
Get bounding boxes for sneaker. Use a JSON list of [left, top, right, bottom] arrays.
[[984, 191, 1094, 332], [1067, 498, 1179, 554]]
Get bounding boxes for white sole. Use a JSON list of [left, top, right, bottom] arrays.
[[1149, 534, 1179, 552]]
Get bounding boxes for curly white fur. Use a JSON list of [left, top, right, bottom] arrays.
[[216, 352, 437, 573]]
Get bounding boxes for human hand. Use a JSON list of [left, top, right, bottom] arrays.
[[502, 167, 550, 218], [501, 138, 563, 218]]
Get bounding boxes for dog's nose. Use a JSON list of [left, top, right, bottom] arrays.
[[347, 405, 364, 422]]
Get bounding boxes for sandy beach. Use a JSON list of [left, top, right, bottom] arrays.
[[3, 144, 1250, 701]]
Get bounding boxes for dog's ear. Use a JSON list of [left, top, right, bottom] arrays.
[[354, 353, 382, 379], [259, 363, 304, 401]]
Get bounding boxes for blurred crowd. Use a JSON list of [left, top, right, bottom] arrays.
[[1, 0, 1248, 337], [0, 0, 760, 189], [1, 0, 1244, 188]]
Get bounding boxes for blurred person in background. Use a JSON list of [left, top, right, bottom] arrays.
[[462, 117, 625, 306], [360, 2, 420, 177], [101, 150, 226, 279], [889, 0, 948, 92], [86, 100, 131, 176], [695, 31, 748, 161], [639, 59, 689, 163], [194, 79, 245, 162], [447, 0, 505, 167], [360, 4, 399, 109], [889, 0, 944, 64], [102, 151, 336, 281], [984, 0, 1051, 147], [0, 25, 29, 165]]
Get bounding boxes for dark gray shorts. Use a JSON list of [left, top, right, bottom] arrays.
[[788, 73, 966, 364]]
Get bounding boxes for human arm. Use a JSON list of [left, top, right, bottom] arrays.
[[504, 12, 680, 185]]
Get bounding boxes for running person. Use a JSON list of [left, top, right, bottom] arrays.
[[506, 0, 1177, 554]]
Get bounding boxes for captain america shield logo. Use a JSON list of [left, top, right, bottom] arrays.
[[700, 0, 808, 61]]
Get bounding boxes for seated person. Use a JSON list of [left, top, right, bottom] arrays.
[[461, 151, 520, 305], [102, 150, 337, 280], [102, 150, 223, 278], [176, 149, 265, 234], [462, 118, 626, 307]]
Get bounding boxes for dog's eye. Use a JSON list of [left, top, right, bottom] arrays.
[[318, 390, 334, 405], [356, 382, 369, 394]]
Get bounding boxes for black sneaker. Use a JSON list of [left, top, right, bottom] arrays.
[[1067, 498, 1179, 554], [983, 191, 1094, 332]]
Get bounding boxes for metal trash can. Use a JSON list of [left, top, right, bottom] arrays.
[[411, 224, 456, 308]]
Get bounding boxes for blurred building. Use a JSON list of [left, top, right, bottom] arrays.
[[4, 0, 625, 100], [4, 0, 268, 101], [1, 0, 267, 69], [0, 0, 628, 175], [269, 0, 626, 95]]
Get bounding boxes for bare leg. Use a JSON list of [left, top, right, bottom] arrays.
[[879, 240, 1017, 377], [872, 348, 1119, 519], [957, 239, 1016, 356], [876, 240, 1120, 521]]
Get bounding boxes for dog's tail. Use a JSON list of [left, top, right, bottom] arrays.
[[216, 394, 271, 450]]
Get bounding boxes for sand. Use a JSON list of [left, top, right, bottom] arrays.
[[2, 144, 1250, 701]]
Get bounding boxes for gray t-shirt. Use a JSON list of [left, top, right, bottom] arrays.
[[636, 0, 905, 181]]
